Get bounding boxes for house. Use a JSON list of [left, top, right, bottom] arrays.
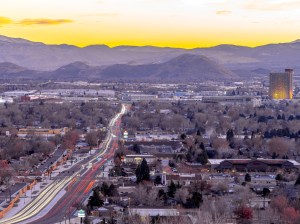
[[135, 133, 179, 141], [128, 207, 179, 218], [123, 154, 156, 165], [17, 127, 69, 139], [118, 186, 136, 195], [250, 174, 277, 189], [162, 173, 202, 186], [91, 205, 124, 220], [208, 174, 235, 184], [75, 141, 89, 148], [154, 153, 185, 163], [125, 141, 183, 154], [212, 159, 299, 172], [249, 174, 277, 193], [249, 197, 271, 209]]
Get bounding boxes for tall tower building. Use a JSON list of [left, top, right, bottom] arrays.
[[269, 69, 293, 100]]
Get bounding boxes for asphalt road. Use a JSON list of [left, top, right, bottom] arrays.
[[36, 147, 67, 174], [30, 110, 123, 224], [0, 104, 126, 224]]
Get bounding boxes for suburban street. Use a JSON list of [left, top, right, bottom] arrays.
[[0, 104, 127, 224]]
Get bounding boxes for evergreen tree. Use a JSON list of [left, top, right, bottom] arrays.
[[295, 174, 300, 186], [88, 188, 103, 209], [168, 181, 177, 198], [133, 143, 141, 154], [226, 129, 234, 142], [140, 159, 150, 180], [180, 133, 187, 140], [108, 184, 117, 197], [186, 153, 192, 163], [196, 150, 208, 165], [201, 150, 208, 165], [200, 142, 205, 150], [245, 173, 251, 182], [135, 159, 150, 183], [185, 192, 202, 208], [272, 152, 278, 159], [275, 174, 283, 181], [135, 164, 142, 183], [154, 176, 162, 185], [158, 189, 167, 201], [262, 188, 270, 197], [100, 182, 110, 196]]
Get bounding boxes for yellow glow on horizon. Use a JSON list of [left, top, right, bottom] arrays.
[[0, 0, 300, 48]]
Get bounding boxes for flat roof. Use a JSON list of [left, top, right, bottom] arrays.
[[208, 158, 300, 166], [125, 154, 155, 158]]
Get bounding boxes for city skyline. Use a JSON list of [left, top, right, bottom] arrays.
[[1, 0, 300, 48]]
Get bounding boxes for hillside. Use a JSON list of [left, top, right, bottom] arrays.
[[0, 54, 238, 81], [1, 35, 300, 74], [100, 54, 238, 81]]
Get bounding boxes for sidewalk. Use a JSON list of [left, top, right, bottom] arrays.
[[3, 180, 55, 219], [0, 154, 86, 221], [55, 217, 84, 224]]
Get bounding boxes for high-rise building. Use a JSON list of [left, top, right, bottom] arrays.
[[269, 69, 293, 99]]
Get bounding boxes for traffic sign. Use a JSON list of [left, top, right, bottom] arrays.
[[78, 209, 85, 218]]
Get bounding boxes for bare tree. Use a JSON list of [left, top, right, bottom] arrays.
[[132, 185, 163, 207], [175, 187, 189, 204], [268, 137, 290, 157], [0, 170, 14, 201], [85, 131, 98, 146]]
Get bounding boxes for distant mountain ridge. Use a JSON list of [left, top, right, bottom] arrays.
[[0, 54, 237, 81], [1, 35, 300, 74], [99, 54, 237, 81]]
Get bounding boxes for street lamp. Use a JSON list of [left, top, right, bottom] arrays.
[[23, 191, 26, 204]]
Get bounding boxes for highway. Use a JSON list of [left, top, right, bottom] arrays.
[[0, 104, 127, 224]]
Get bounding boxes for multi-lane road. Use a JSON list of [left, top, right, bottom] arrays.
[[0, 104, 127, 224]]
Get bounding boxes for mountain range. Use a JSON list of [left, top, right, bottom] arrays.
[[0, 35, 300, 81], [0, 54, 237, 81]]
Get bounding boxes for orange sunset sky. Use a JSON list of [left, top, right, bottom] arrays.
[[0, 0, 300, 48]]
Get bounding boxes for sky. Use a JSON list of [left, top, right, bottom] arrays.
[[0, 0, 300, 48]]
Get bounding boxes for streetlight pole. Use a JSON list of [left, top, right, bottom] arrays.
[[23, 191, 26, 204]]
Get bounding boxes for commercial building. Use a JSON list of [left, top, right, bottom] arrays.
[[211, 159, 300, 172], [3, 90, 37, 98], [0, 97, 14, 104], [17, 127, 69, 139], [39, 89, 115, 98], [269, 69, 293, 100], [202, 96, 262, 106], [122, 93, 158, 101]]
